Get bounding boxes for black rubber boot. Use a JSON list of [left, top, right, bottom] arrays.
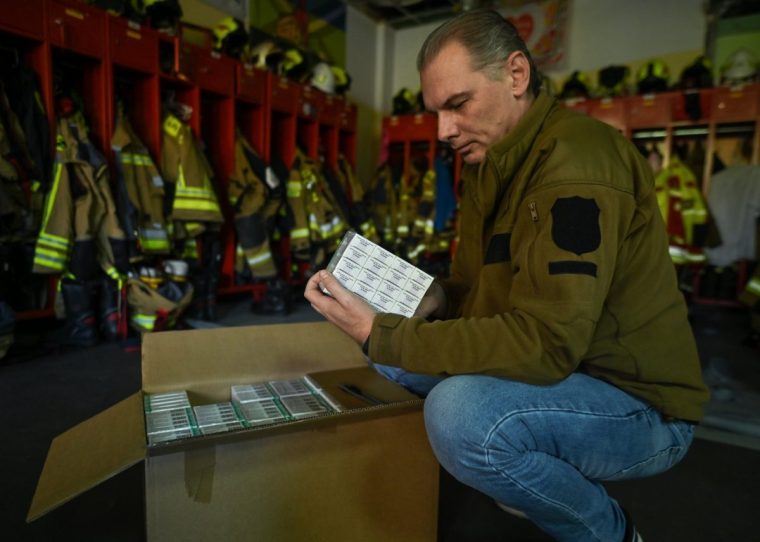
[[202, 235, 222, 322], [251, 278, 292, 316], [60, 279, 98, 347], [99, 276, 121, 342]]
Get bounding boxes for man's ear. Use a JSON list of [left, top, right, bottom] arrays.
[[506, 51, 531, 98]]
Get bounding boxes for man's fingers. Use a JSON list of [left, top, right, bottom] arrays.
[[317, 270, 349, 301]]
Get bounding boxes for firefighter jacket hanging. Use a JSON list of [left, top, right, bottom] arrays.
[[0, 80, 42, 237], [160, 112, 224, 241], [334, 154, 378, 243], [367, 158, 454, 264], [368, 162, 400, 248], [0, 61, 53, 313], [160, 111, 224, 322], [654, 155, 710, 264], [0, 85, 40, 312], [33, 112, 128, 281], [31, 110, 128, 345], [111, 107, 170, 259], [286, 148, 347, 265], [228, 130, 278, 279]]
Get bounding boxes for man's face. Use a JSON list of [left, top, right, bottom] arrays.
[[421, 41, 524, 164]]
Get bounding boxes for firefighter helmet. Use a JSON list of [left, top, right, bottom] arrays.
[[331, 65, 352, 95], [163, 259, 189, 283], [280, 47, 307, 79], [310, 62, 335, 94], [679, 55, 713, 89], [144, 0, 182, 32], [213, 17, 248, 59], [636, 59, 670, 94], [597, 65, 630, 97], [247, 40, 282, 71], [720, 48, 758, 87], [559, 71, 592, 99], [392, 88, 418, 115]]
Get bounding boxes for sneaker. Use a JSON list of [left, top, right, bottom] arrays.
[[622, 508, 643, 542], [493, 500, 529, 519]]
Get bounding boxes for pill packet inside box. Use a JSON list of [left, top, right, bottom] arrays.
[[326, 231, 434, 316], [144, 391, 199, 444]]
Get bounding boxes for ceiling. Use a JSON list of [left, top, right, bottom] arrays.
[[346, 0, 760, 30], [346, 0, 467, 29]]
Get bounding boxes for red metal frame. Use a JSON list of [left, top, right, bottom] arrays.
[[0, 1, 358, 319]]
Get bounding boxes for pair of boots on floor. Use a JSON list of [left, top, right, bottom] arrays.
[[59, 275, 122, 347]]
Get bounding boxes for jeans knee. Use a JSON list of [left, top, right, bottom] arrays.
[[423, 377, 490, 476]]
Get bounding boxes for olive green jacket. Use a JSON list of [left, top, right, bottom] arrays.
[[369, 93, 709, 422]]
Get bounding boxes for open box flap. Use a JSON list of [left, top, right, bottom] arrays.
[[27, 392, 146, 521], [141, 321, 367, 396]]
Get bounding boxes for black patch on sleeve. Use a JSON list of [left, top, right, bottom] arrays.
[[548, 261, 597, 277], [551, 197, 601, 255], [484, 233, 511, 264]]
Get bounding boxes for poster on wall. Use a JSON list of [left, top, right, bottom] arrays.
[[498, 0, 569, 70]]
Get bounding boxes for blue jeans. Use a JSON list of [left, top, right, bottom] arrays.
[[373, 364, 695, 542]]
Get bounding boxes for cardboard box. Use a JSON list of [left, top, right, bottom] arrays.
[[28, 322, 439, 541]]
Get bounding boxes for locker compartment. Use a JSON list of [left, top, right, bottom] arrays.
[[711, 85, 760, 123], [236, 101, 267, 159], [177, 41, 198, 82], [320, 124, 339, 169], [299, 84, 325, 121], [0, 0, 45, 39], [627, 92, 674, 129], [297, 117, 318, 159], [237, 64, 267, 104], [195, 50, 235, 96], [271, 75, 300, 114], [562, 97, 591, 115], [47, 0, 104, 58], [340, 101, 358, 132], [672, 88, 713, 122], [52, 49, 108, 151], [589, 97, 627, 132], [109, 16, 158, 74], [113, 67, 160, 158], [320, 95, 343, 127]]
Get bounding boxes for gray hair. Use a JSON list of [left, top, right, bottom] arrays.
[[417, 9, 543, 97]]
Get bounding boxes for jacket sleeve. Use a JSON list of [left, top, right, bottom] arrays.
[[33, 159, 73, 273], [369, 183, 637, 385]]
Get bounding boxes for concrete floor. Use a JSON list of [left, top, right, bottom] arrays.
[[1, 293, 759, 541]]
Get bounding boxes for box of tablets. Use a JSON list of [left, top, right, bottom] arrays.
[[327, 231, 434, 317], [29, 322, 439, 541]]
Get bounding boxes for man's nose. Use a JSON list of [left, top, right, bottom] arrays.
[[437, 112, 458, 142]]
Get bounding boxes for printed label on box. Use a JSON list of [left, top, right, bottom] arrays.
[[326, 231, 434, 316]]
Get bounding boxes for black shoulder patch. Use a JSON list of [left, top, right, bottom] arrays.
[[551, 197, 601, 255], [484, 233, 511, 264]]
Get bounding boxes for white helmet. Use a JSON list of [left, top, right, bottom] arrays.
[[163, 259, 189, 282], [721, 48, 758, 86], [310, 62, 335, 94], [247, 40, 281, 71]]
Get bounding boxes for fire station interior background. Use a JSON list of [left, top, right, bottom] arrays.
[[2, 0, 760, 540]]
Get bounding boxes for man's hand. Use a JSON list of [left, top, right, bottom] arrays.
[[304, 270, 376, 345], [414, 281, 448, 319]]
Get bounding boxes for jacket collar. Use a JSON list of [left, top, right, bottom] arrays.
[[472, 92, 557, 213]]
